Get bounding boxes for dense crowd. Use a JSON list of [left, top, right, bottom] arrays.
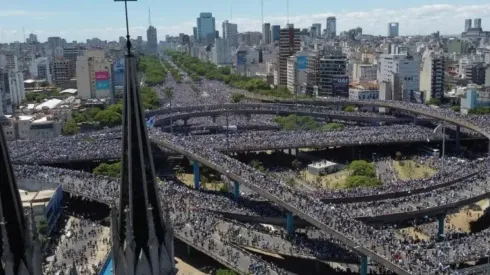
[[15, 165, 287, 275], [180, 125, 445, 151], [149, 130, 490, 274], [45, 216, 110, 275]]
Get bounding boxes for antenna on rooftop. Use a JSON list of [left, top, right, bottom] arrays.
[[149, 7, 153, 26], [230, 0, 233, 21], [286, 0, 289, 24], [114, 0, 135, 56], [261, 0, 264, 27]]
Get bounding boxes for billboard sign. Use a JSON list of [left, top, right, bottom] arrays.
[[410, 91, 424, 104], [332, 75, 349, 97], [95, 71, 110, 80], [96, 80, 110, 90], [113, 59, 125, 87], [296, 56, 307, 70]]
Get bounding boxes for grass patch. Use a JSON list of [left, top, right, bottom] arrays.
[[178, 173, 225, 191], [392, 160, 436, 181], [304, 169, 350, 189]]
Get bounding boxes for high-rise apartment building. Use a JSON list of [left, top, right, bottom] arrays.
[[306, 51, 320, 95], [239, 32, 262, 46], [53, 59, 74, 88], [272, 25, 281, 42], [474, 18, 482, 29], [378, 54, 420, 102], [222, 20, 238, 47], [147, 26, 158, 55], [63, 47, 85, 77], [193, 27, 198, 40], [262, 23, 271, 44], [213, 38, 231, 65], [287, 51, 309, 94], [388, 22, 399, 37], [28, 33, 38, 44], [277, 24, 301, 86], [420, 50, 445, 102], [197, 12, 216, 44], [465, 19, 472, 32], [0, 54, 25, 111], [76, 50, 112, 99], [318, 53, 348, 97], [312, 23, 322, 38], [326, 17, 337, 39]]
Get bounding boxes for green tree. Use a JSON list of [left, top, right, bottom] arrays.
[[291, 159, 302, 173], [94, 110, 122, 127], [87, 107, 102, 119], [249, 159, 265, 172], [451, 106, 460, 112], [93, 162, 121, 177], [107, 104, 123, 114], [348, 160, 376, 177], [344, 105, 356, 112], [63, 119, 80, 135], [230, 93, 245, 103], [395, 151, 402, 160], [38, 219, 48, 236]]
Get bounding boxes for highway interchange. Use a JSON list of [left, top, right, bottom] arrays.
[[12, 60, 490, 275]]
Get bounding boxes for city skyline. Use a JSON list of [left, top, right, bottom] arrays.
[[1, 1, 490, 42]]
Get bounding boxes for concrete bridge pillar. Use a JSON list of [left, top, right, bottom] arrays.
[[288, 148, 292, 155], [211, 116, 217, 123], [233, 181, 240, 200], [413, 116, 417, 125], [438, 214, 446, 238], [186, 244, 192, 256], [184, 119, 188, 126], [246, 114, 251, 121], [193, 160, 200, 190], [360, 255, 368, 275], [456, 125, 461, 153], [286, 212, 295, 235]]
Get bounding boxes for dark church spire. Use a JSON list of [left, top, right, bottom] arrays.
[[112, 1, 175, 274], [0, 118, 42, 275]]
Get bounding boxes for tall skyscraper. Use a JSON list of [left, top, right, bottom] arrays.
[[326, 17, 336, 39], [272, 25, 281, 42], [465, 19, 472, 32], [474, 18, 482, 29], [388, 22, 399, 37], [147, 26, 158, 55], [222, 20, 238, 48], [197, 12, 216, 44], [193, 27, 198, 40], [312, 23, 322, 38], [262, 23, 271, 44], [277, 24, 300, 86]]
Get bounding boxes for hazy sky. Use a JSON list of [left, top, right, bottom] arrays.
[[1, 0, 490, 42]]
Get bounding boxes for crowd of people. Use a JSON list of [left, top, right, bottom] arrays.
[[180, 125, 445, 152], [149, 129, 490, 274]]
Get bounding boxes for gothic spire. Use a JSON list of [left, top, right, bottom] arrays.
[[112, 1, 175, 274], [0, 117, 36, 274]]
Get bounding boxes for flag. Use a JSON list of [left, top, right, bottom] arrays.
[[146, 116, 156, 128]]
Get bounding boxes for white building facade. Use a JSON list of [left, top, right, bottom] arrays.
[[352, 63, 377, 82], [212, 38, 231, 65], [378, 54, 420, 102]]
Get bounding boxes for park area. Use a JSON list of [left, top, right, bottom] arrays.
[[303, 160, 381, 190], [178, 173, 227, 192], [392, 160, 436, 181]]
